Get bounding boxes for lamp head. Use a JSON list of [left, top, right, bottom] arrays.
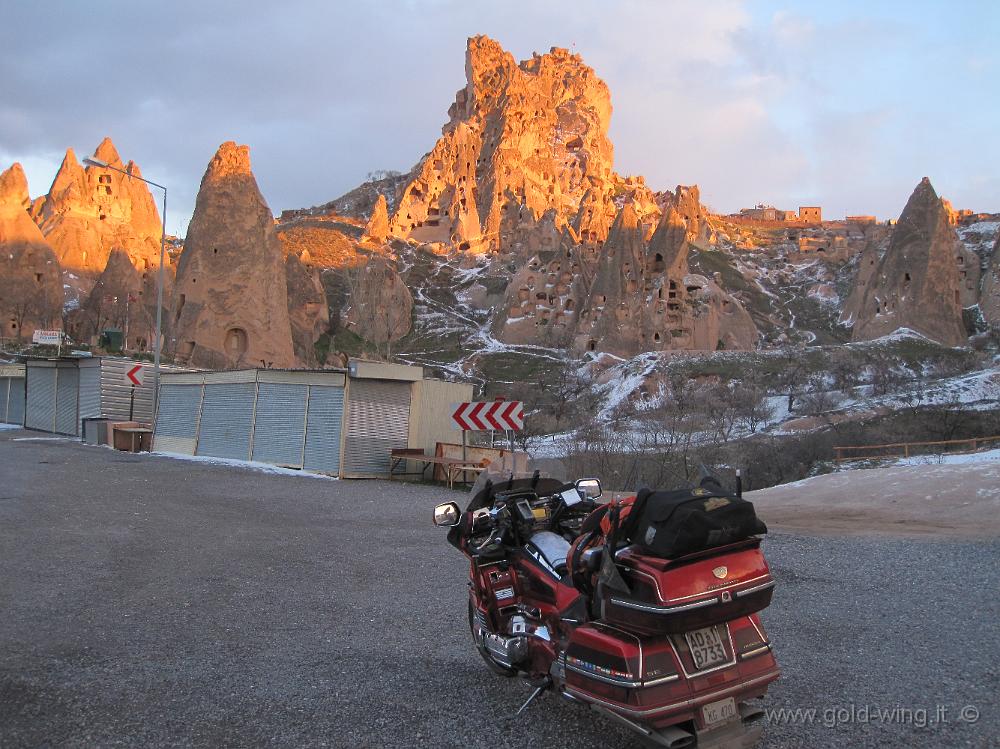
[[83, 157, 110, 168]]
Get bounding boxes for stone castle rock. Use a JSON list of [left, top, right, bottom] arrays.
[[386, 36, 662, 253], [849, 178, 966, 346], [32, 138, 162, 275], [0, 163, 64, 341], [169, 142, 295, 369]]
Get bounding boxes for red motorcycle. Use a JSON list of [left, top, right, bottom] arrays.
[[433, 468, 779, 748]]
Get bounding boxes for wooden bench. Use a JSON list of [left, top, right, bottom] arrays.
[[389, 448, 489, 489]]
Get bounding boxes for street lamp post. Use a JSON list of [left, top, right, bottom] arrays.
[[83, 156, 168, 420]]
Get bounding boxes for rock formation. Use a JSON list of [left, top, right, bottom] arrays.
[[285, 252, 330, 366], [362, 194, 390, 245], [658, 185, 709, 243], [75, 248, 154, 349], [849, 178, 966, 346], [0, 163, 63, 341], [840, 241, 881, 328], [33, 137, 162, 275], [343, 256, 413, 344], [981, 232, 1000, 330], [955, 243, 980, 308], [386, 36, 659, 252], [169, 142, 295, 369], [495, 201, 758, 355]]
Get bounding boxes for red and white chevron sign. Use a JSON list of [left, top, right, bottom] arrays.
[[451, 401, 524, 431]]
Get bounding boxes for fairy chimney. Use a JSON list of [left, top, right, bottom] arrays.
[[170, 142, 295, 369], [285, 252, 330, 366], [35, 138, 162, 275], [980, 231, 1000, 330], [78, 248, 153, 349], [343, 256, 413, 344], [362, 194, 390, 245], [0, 163, 64, 340], [850, 178, 966, 346]]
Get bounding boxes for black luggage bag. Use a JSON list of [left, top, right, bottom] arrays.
[[624, 486, 767, 558]]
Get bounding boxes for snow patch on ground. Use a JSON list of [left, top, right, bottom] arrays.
[[152, 451, 339, 480], [875, 447, 1000, 467], [0, 423, 22, 431]]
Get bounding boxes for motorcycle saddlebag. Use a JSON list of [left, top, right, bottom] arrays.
[[601, 539, 775, 635], [625, 487, 767, 559]]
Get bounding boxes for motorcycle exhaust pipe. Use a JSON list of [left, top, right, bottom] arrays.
[[649, 726, 695, 749], [739, 701, 765, 725], [587, 702, 695, 749]]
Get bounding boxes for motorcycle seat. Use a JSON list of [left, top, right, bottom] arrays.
[[526, 531, 572, 576]]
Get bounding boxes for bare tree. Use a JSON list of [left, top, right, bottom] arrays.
[[774, 346, 810, 412]]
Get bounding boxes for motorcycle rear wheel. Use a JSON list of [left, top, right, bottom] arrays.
[[468, 599, 517, 677]]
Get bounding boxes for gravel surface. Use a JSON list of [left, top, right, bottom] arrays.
[[1, 430, 997, 748]]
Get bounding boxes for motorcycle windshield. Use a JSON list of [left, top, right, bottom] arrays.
[[466, 458, 571, 512]]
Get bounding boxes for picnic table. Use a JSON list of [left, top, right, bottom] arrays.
[[389, 448, 489, 489]]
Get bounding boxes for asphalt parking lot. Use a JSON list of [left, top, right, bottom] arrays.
[[1, 429, 997, 748]]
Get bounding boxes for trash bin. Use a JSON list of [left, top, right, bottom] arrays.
[[82, 417, 112, 446]]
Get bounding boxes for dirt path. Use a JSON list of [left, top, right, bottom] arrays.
[[747, 460, 1000, 538]]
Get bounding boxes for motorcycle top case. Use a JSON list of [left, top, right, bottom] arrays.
[[600, 538, 775, 635], [625, 487, 767, 559]]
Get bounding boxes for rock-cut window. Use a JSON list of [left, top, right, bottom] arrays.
[[225, 327, 248, 358]]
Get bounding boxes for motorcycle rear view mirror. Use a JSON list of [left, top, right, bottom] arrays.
[[575, 478, 602, 499], [433, 502, 462, 527]]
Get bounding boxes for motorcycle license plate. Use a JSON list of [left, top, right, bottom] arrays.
[[684, 626, 729, 671], [702, 696, 738, 727]]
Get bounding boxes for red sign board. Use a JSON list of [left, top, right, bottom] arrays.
[[452, 401, 524, 431]]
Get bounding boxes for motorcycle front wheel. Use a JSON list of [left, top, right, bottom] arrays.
[[468, 599, 517, 677]]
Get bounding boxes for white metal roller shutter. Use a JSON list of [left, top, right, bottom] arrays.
[[0, 378, 9, 422], [344, 379, 411, 477], [7, 378, 25, 425], [153, 384, 203, 455], [196, 383, 256, 460], [26, 367, 56, 432], [54, 367, 80, 435], [78, 364, 101, 425], [303, 385, 345, 475], [251, 383, 308, 468]]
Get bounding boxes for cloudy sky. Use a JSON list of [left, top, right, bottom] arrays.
[[2, 0, 997, 235]]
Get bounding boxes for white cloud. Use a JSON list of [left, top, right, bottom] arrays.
[[0, 0, 996, 232]]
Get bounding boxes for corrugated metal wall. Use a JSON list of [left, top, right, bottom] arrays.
[[7, 377, 24, 425], [251, 383, 308, 468], [196, 382, 256, 460], [100, 358, 155, 422], [153, 384, 203, 455], [25, 366, 56, 431], [302, 385, 344, 475], [152, 370, 444, 478], [343, 379, 411, 477]]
